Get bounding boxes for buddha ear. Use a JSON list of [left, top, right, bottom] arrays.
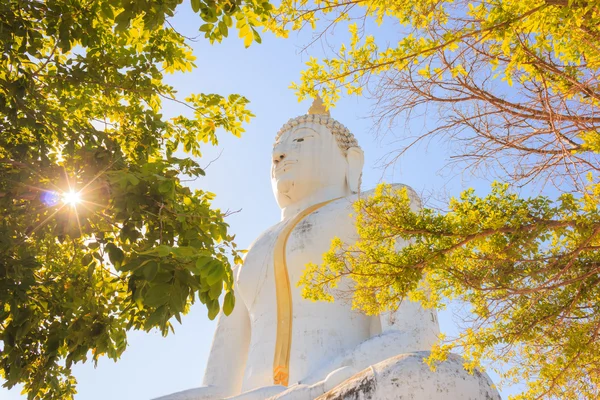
[[346, 146, 364, 193]]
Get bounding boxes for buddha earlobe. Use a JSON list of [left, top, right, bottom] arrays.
[[346, 146, 364, 193]]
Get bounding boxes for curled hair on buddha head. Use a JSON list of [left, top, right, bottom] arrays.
[[274, 97, 360, 156]]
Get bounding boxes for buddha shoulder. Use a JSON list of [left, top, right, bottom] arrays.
[[290, 184, 420, 247], [322, 183, 421, 218]]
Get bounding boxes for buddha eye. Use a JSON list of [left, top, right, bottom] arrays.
[[294, 138, 305, 143]]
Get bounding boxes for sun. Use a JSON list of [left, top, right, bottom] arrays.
[[62, 190, 81, 206]]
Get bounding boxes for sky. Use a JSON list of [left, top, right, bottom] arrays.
[[2, 4, 523, 400]]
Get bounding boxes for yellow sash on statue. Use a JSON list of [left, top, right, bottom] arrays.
[[272, 199, 337, 386]]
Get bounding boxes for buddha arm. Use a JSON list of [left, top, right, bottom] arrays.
[[375, 233, 440, 349], [378, 300, 440, 349], [202, 287, 251, 397], [377, 184, 439, 347], [298, 303, 440, 389]]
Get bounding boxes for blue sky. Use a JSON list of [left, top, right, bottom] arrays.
[[2, 4, 522, 400]]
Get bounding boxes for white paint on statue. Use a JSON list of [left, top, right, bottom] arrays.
[[154, 100, 501, 400]]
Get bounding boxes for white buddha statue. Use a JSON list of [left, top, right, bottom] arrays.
[[156, 99, 500, 400]]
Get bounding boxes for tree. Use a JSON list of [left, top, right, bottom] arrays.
[[271, 0, 599, 191], [301, 184, 600, 399], [0, 0, 271, 398], [270, 0, 600, 399]]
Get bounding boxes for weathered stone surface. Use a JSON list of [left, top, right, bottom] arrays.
[[314, 352, 500, 400]]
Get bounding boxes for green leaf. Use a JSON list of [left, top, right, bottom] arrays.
[[144, 306, 167, 330], [208, 282, 222, 300], [158, 180, 174, 195], [219, 21, 228, 37], [141, 245, 172, 257], [252, 28, 261, 44], [171, 246, 195, 258], [207, 299, 219, 320], [200, 259, 220, 278], [223, 291, 235, 315], [191, 0, 201, 13], [199, 23, 213, 33], [120, 258, 142, 272], [206, 261, 224, 285], [190, 256, 213, 275], [142, 261, 159, 281], [100, 3, 114, 20], [144, 284, 171, 308], [114, 10, 132, 32], [87, 262, 96, 280], [105, 243, 125, 269], [81, 254, 93, 266], [169, 282, 187, 313]]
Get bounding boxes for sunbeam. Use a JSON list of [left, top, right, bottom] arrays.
[[62, 190, 82, 206]]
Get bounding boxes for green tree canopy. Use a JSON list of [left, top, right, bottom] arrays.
[[301, 184, 600, 399], [0, 0, 271, 398], [269, 0, 600, 399], [271, 0, 599, 189]]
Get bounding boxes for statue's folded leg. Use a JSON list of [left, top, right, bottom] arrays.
[[314, 351, 501, 400], [266, 352, 500, 400], [266, 366, 359, 400], [153, 383, 287, 400]]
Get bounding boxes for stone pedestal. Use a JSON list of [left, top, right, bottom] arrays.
[[268, 352, 500, 400]]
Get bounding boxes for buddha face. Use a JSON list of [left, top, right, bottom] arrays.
[[271, 121, 349, 209]]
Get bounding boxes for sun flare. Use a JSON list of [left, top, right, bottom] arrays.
[[62, 190, 81, 206]]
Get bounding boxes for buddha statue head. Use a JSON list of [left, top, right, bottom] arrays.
[[271, 98, 364, 216]]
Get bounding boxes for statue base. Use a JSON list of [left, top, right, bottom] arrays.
[[266, 351, 501, 400]]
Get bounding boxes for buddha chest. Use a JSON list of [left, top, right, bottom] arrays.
[[236, 196, 371, 390]]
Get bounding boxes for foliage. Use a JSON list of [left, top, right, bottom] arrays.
[[270, 0, 600, 189], [0, 0, 271, 398], [271, 1, 600, 398], [301, 183, 600, 399]]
